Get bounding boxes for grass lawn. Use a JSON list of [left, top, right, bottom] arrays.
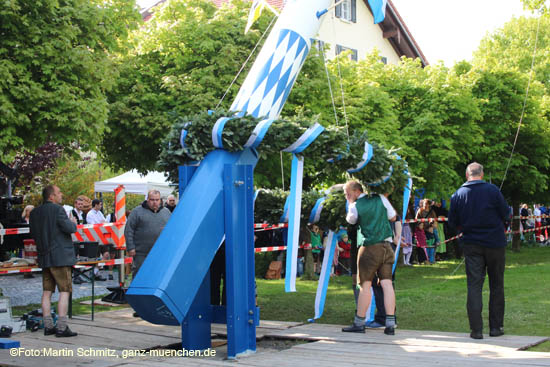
[[10, 245, 549, 352], [256, 246, 550, 350]]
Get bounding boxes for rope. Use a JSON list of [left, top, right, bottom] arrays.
[[499, 14, 542, 190], [320, 41, 339, 126], [215, 14, 278, 109], [330, 11, 350, 140]]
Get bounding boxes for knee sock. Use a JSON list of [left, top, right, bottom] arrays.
[[386, 315, 396, 328], [57, 316, 68, 330], [354, 314, 366, 327], [43, 315, 54, 329]]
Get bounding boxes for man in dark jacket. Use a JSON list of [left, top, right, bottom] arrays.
[[125, 190, 171, 277], [448, 163, 509, 340], [30, 185, 78, 337]]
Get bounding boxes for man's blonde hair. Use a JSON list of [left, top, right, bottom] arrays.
[[344, 180, 363, 193]]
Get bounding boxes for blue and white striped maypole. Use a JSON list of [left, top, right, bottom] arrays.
[[227, 0, 333, 293]]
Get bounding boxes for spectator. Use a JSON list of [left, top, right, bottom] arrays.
[[21, 205, 34, 224], [448, 162, 508, 340], [401, 222, 413, 266], [125, 190, 171, 317], [29, 185, 78, 337], [165, 195, 177, 213], [70, 198, 85, 224], [414, 222, 430, 265], [534, 204, 543, 243], [309, 224, 322, 274], [337, 234, 351, 275], [86, 199, 106, 224], [125, 190, 171, 278], [85, 199, 110, 281]]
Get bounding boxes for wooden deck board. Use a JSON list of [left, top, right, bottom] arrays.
[[0, 309, 548, 367]]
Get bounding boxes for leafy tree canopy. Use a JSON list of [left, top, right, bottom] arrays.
[[0, 0, 141, 160]]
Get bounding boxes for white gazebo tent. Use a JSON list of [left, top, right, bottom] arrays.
[[94, 170, 174, 197]]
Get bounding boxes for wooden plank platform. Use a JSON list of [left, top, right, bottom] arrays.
[[0, 309, 548, 366]]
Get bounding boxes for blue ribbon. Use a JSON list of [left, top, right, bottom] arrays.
[[308, 197, 326, 224], [308, 230, 338, 321], [366, 165, 394, 186], [347, 142, 373, 173], [285, 154, 304, 293], [392, 172, 413, 274], [282, 123, 325, 153], [244, 119, 275, 149], [280, 196, 290, 223]]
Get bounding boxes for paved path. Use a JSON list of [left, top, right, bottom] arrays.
[[0, 309, 548, 366], [0, 271, 119, 307]]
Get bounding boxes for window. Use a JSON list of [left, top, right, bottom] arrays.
[[335, 0, 356, 23], [336, 44, 358, 62]]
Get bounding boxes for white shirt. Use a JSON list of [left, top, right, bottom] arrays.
[[86, 208, 106, 224], [534, 207, 541, 223], [346, 193, 397, 242]]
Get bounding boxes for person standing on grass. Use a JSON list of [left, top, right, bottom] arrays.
[[342, 181, 397, 335], [448, 162, 509, 340], [30, 185, 78, 337]]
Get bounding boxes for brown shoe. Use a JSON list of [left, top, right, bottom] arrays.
[[56, 326, 77, 337]]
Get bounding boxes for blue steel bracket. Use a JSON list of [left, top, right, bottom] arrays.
[[181, 271, 212, 350], [223, 163, 257, 359], [212, 306, 261, 326]]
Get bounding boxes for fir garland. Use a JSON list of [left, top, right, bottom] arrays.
[[158, 109, 411, 199]]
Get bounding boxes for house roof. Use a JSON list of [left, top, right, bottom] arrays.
[[364, 0, 428, 66], [141, 0, 428, 66]]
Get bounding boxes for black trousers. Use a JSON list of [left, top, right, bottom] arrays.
[[463, 243, 505, 332]]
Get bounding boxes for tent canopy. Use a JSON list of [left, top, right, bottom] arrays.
[[94, 170, 174, 197]]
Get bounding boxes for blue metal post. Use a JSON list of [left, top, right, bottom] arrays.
[[223, 163, 257, 358], [179, 165, 212, 350]]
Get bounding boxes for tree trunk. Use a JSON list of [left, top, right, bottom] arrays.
[[511, 197, 521, 252], [301, 249, 316, 280]]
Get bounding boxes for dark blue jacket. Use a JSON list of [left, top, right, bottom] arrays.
[[448, 180, 509, 248]]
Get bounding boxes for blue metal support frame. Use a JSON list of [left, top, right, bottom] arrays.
[[178, 165, 213, 350], [223, 163, 257, 358]]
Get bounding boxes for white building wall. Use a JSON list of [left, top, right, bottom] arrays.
[[315, 2, 401, 64]]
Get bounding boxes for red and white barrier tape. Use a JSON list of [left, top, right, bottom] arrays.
[[255, 244, 311, 253], [253, 223, 288, 231], [512, 215, 550, 219], [0, 257, 132, 275], [404, 217, 448, 224], [0, 222, 124, 236]]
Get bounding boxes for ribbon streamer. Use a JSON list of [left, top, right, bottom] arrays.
[[308, 197, 326, 224], [347, 142, 373, 173], [244, 119, 275, 149], [285, 154, 304, 292], [309, 230, 338, 321], [392, 172, 413, 274]]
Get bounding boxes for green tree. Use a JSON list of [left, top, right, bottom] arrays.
[[366, 57, 483, 198], [473, 16, 550, 93], [522, 0, 549, 13], [103, 0, 333, 178], [0, 0, 140, 160], [469, 69, 550, 251]]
